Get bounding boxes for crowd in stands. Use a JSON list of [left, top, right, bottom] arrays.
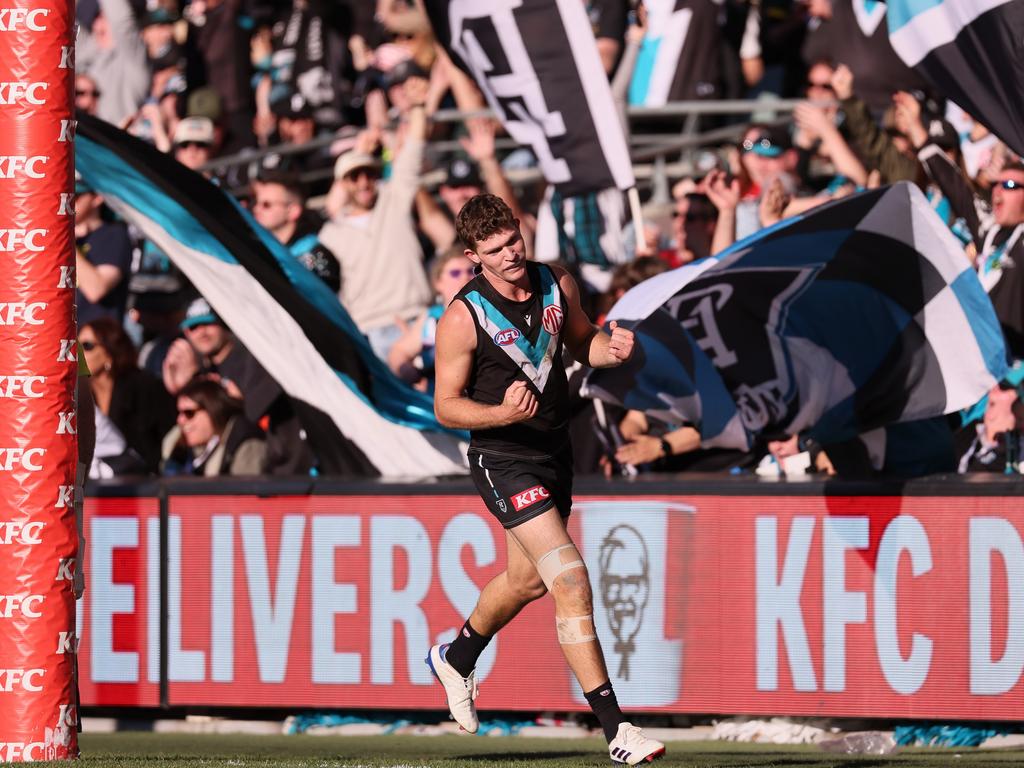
[[74, 0, 1024, 479]]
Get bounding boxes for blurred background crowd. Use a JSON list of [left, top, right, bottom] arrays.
[[74, 0, 1024, 481]]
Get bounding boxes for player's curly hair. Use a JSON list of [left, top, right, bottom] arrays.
[[455, 193, 516, 251]]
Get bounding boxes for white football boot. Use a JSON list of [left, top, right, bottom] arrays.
[[608, 722, 666, 765], [425, 643, 479, 733]]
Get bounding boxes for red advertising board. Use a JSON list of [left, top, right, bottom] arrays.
[[77, 492, 1024, 719], [77, 498, 161, 708]]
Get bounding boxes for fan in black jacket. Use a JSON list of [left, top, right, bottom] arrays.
[[79, 316, 177, 476]]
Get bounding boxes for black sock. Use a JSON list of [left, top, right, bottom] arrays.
[[584, 681, 625, 743], [443, 620, 492, 677]]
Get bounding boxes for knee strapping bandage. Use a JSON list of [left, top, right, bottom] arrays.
[[556, 614, 597, 644], [536, 543, 585, 591]]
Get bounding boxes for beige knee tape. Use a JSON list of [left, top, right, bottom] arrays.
[[556, 614, 597, 644], [536, 544, 585, 590]]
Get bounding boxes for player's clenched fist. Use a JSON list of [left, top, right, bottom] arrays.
[[607, 320, 635, 364], [501, 380, 538, 423]]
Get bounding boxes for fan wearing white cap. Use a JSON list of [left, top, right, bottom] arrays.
[[318, 76, 433, 362], [173, 117, 215, 174]]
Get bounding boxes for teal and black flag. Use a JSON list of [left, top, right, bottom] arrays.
[[584, 183, 1007, 454], [887, 0, 1024, 156], [76, 115, 467, 478]]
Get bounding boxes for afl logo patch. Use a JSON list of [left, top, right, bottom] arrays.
[[542, 305, 563, 335], [494, 328, 521, 346]]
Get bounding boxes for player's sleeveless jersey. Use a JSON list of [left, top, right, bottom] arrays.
[[454, 262, 570, 458]]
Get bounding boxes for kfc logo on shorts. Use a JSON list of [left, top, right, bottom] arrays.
[[494, 328, 521, 346], [511, 484, 549, 512], [542, 305, 563, 335]]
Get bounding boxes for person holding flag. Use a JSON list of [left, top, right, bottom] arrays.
[[427, 194, 665, 766]]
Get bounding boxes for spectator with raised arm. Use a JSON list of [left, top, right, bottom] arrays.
[[418, 116, 535, 254], [830, 64, 920, 184], [732, 124, 800, 238], [318, 75, 433, 361], [791, 99, 868, 188], [76, 0, 150, 125], [187, 0, 255, 153], [703, 168, 741, 255]]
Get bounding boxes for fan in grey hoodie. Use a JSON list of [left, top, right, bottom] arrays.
[[76, 0, 149, 126]]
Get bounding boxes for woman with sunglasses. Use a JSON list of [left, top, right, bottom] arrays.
[[162, 377, 266, 476], [387, 245, 477, 392], [79, 317, 176, 478]]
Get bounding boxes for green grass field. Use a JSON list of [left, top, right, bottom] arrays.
[[60, 733, 1024, 767]]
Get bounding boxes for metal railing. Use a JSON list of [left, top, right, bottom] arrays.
[[204, 97, 828, 209]]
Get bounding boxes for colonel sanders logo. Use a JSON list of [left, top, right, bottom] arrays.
[[598, 524, 649, 680]]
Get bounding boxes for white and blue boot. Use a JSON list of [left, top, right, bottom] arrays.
[[425, 643, 479, 733]]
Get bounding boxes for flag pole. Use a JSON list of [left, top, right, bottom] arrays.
[[627, 187, 645, 253]]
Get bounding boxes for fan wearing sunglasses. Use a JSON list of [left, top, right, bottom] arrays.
[[162, 377, 266, 477], [251, 170, 341, 292], [79, 317, 176, 478], [75, 74, 101, 116], [318, 75, 434, 363], [387, 246, 477, 392], [912, 105, 1024, 361]]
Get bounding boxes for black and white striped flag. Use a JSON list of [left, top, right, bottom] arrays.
[[887, 0, 1024, 156], [424, 0, 635, 197], [76, 116, 468, 479]]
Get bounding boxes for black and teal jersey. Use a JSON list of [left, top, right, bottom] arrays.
[[455, 262, 570, 458]]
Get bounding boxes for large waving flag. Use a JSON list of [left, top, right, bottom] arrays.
[[424, 0, 634, 197], [584, 183, 1007, 451], [76, 115, 468, 478], [628, 0, 721, 107], [887, 0, 1024, 156]]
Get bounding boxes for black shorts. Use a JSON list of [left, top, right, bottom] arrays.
[[468, 447, 573, 529]]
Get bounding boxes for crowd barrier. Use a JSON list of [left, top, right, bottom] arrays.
[[77, 474, 1024, 721]]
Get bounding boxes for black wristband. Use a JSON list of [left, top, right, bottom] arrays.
[[659, 437, 672, 458]]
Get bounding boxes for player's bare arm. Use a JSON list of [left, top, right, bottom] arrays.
[[553, 266, 635, 368], [433, 300, 538, 429]]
